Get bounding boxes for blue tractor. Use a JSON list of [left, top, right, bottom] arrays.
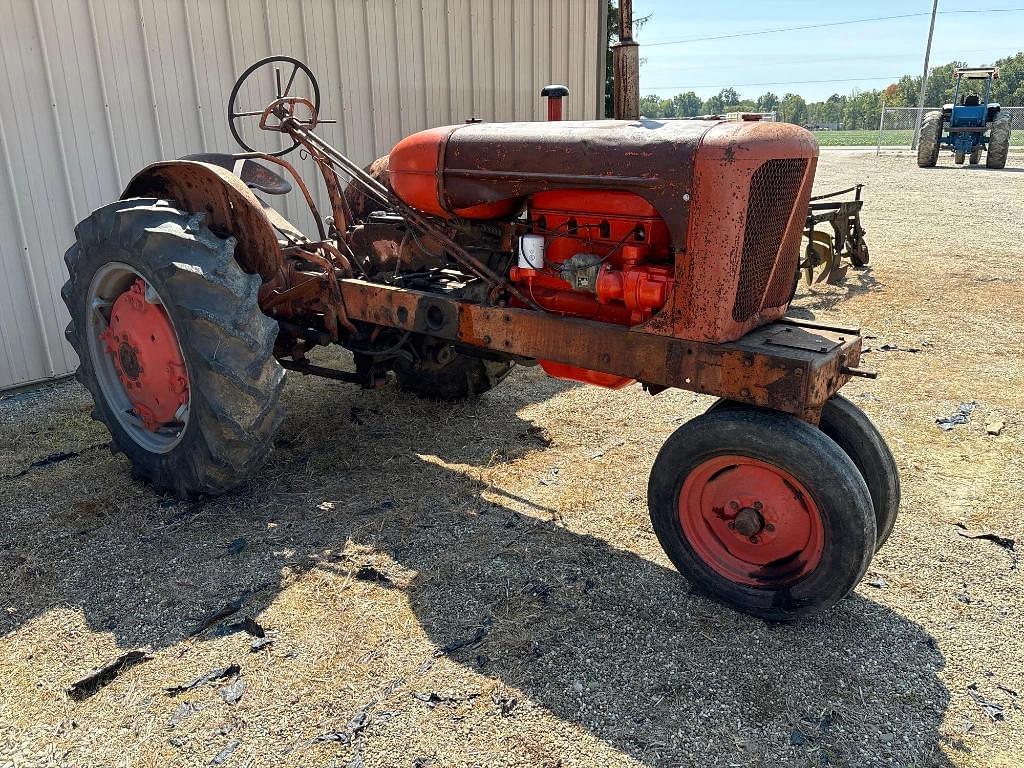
[[917, 66, 1011, 169]]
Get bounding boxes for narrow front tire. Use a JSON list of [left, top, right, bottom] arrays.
[[648, 407, 876, 621]]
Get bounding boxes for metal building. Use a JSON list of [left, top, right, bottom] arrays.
[[0, 0, 606, 390]]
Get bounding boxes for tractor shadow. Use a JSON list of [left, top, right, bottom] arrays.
[[788, 266, 884, 318], [0, 364, 954, 766]]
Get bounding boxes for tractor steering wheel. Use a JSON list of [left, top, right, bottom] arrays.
[[227, 56, 321, 157]]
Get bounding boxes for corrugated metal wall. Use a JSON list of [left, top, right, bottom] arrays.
[[0, 0, 605, 390]]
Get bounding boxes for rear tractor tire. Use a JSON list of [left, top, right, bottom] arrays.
[[648, 407, 876, 621], [916, 111, 942, 168], [62, 198, 285, 498], [986, 116, 1011, 169]]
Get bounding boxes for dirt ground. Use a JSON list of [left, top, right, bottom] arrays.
[[1, 151, 1022, 768]]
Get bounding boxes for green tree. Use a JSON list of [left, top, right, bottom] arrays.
[[621, 49, 1022, 127], [702, 94, 724, 114], [889, 75, 919, 108], [820, 94, 846, 127], [672, 91, 702, 117], [604, 1, 652, 117], [779, 93, 808, 125], [757, 92, 780, 113], [993, 52, 1024, 103], [639, 93, 664, 117], [842, 89, 882, 130], [718, 87, 740, 108], [923, 62, 960, 105]]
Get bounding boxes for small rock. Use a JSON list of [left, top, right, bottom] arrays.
[[986, 420, 1005, 436], [936, 402, 978, 431], [572, 681, 584, 694], [168, 702, 195, 727], [789, 729, 808, 746], [967, 683, 1005, 721], [219, 677, 246, 705], [166, 664, 241, 695], [210, 739, 240, 765]]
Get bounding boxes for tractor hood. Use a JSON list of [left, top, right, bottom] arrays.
[[389, 118, 819, 249]]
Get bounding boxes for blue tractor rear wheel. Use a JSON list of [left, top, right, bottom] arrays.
[[986, 116, 1011, 169], [917, 111, 942, 168]]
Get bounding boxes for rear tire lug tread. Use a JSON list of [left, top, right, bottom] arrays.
[[62, 198, 283, 498]]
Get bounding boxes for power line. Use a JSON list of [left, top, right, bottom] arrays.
[[643, 76, 906, 93], [642, 8, 1024, 47], [650, 47, 1003, 74]]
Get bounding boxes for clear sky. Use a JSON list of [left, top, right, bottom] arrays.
[[636, 1, 1024, 102]]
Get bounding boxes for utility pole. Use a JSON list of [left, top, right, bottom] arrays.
[[612, 0, 640, 119], [911, 0, 939, 150]]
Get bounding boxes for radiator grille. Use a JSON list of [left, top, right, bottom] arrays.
[[732, 159, 808, 322]]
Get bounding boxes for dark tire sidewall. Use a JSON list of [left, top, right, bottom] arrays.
[[68, 243, 210, 487], [63, 199, 283, 497], [648, 408, 875, 621], [917, 112, 942, 167], [817, 394, 901, 550]]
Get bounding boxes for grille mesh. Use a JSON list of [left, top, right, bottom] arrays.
[[732, 159, 808, 322]]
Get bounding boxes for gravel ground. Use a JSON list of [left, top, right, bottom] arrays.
[[1, 152, 1022, 768]]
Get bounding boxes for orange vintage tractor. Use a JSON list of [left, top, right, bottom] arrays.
[[62, 58, 898, 620]]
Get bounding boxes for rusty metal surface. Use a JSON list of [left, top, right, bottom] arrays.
[[344, 156, 391, 224], [612, 0, 640, 120], [296, 125, 522, 301], [245, 154, 328, 241], [439, 119, 711, 250], [663, 122, 818, 343], [179, 153, 292, 195], [338, 279, 859, 422], [121, 161, 283, 281], [612, 40, 640, 121]]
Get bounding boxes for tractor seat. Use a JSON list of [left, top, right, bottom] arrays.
[[962, 94, 980, 106], [179, 153, 292, 196]]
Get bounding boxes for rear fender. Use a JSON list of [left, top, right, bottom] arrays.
[[121, 160, 288, 281]]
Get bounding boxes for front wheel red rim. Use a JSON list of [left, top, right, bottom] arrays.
[[678, 455, 824, 587]]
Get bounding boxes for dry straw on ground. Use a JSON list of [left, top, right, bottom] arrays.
[[1, 152, 1022, 767]]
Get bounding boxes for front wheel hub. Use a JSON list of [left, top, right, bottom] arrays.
[[733, 506, 765, 538], [678, 456, 824, 587], [98, 278, 189, 432]]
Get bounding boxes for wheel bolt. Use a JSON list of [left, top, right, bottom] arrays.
[[727, 521, 736, 530], [749, 535, 759, 544], [765, 523, 775, 532], [753, 501, 763, 511], [729, 501, 739, 510]]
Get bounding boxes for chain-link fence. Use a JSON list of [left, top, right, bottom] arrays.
[[876, 106, 1024, 153]]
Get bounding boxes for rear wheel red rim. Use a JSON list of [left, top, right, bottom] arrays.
[[86, 263, 190, 453], [99, 277, 189, 431], [678, 455, 824, 587]]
